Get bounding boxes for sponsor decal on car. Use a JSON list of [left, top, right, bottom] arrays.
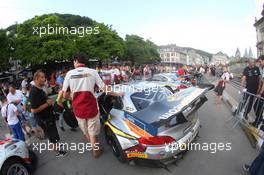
[[126, 151, 148, 158], [124, 118, 153, 138], [159, 106, 181, 120], [124, 112, 157, 136]]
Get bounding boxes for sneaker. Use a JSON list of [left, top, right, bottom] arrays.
[[60, 127, 65, 132], [56, 151, 68, 158], [243, 164, 250, 172]]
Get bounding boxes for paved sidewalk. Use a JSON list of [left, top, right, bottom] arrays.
[[204, 74, 264, 149], [222, 83, 264, 149], [0, 117, 9, 138]]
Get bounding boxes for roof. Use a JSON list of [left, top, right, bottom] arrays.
[[254, 16, 264, 27]]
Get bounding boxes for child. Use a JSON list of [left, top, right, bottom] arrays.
[[1, 96, 25, 141], [214, 79, 225, 105], [214, 67, 230, 105]]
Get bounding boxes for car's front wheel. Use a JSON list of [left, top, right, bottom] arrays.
[[1, 158, 30, 175], [106, 128, 127, 163]]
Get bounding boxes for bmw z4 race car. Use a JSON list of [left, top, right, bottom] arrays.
[[0, 138, 37, 175], [98, 81, 214, 166], [147, 73, 197, 92]]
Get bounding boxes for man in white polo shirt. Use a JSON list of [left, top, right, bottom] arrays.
[[62, 52, 124, 158]]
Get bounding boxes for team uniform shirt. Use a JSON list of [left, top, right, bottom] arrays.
[[1, 103, 19, 125], [62, 66, 105, 119]]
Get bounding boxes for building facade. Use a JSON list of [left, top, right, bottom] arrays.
[[158, 44, 210, 65], [158, 45, 187, 64], [254, 6, 264, 57], [211, 52, 229, 65]]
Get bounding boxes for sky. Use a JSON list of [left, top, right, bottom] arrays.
[[0, 0, 263, 57]]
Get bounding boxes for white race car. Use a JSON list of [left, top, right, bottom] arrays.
[[0, 138, 36, 175]]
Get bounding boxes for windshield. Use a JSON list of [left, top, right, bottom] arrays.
[[130, 87, 172, 111]]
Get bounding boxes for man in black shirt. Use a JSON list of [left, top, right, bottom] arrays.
[[241, 59, 261, 120], [29, 70, 67, 158]]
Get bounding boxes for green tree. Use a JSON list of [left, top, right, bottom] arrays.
[[12, 13, 125, 66], [0, 29, 11, 71], [3, 13, 160, 69], [124, 35, 160, 64]]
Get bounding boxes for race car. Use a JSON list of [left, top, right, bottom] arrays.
[[146, 73, 195, 92], [98, 81, 213, 166], [0, 138, 37, 175]]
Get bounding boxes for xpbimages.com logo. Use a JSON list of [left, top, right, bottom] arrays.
[[32, 24, 100, 37], [31, 141, 99, 154]]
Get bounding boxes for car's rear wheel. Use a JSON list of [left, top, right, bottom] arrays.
[[1, 158, 30, 175], [106, 128, 127, 163]]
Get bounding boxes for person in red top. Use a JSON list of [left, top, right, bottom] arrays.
[[178, 65, 185, 76], [62, 52, 124, 158]]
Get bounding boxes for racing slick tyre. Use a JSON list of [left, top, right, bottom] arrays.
[[105, 127, 127, 163], [1, 158, 30, 175], [63, 109, 78, 128]]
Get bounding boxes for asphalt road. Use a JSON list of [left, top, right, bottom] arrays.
[[30, 91, 257, 175]]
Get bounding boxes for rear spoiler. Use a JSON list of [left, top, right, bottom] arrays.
[[125, 84, 214, 136]]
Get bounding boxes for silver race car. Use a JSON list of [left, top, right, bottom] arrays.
[[147, 73, 196, 92], [98, 81, 213, 166]]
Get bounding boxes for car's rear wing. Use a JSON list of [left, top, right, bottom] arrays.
[[124, 84, 214, 136]]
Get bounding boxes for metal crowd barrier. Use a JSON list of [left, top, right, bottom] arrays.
[[230, 90, 264, 140]]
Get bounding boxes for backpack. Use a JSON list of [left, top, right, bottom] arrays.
[[62, 100, 78, 128]]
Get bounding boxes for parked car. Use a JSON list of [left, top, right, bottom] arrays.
[[0, 138, 37, 175], [147, 73, 195, 92]]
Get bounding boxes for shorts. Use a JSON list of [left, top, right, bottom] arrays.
[[37, 117, 60, 143], [76, 113, 101, 136], [214, 86, 225, 96]]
